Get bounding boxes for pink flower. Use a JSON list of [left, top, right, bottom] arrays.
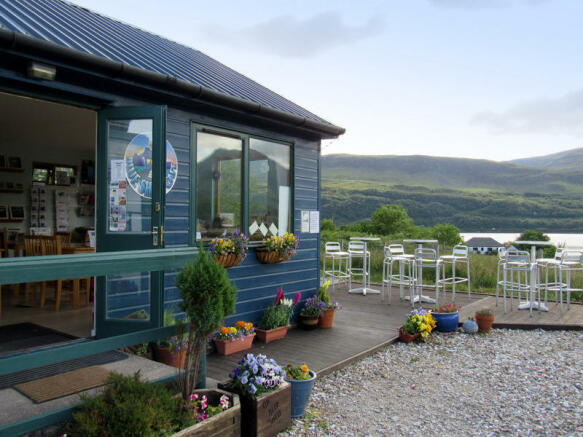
[[198, 411, 208, 422], [293, 292, 301, 305], [275, 288, 284, 304]]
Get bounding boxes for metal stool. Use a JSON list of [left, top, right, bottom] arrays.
[[381, 244, 415, 305], [323, 242, 350, 289], [502, 250, 538, 316], [546, 250, 583, 313], [348, 240, 370, 293], [413, 248, 440, 307], [437, 245, 471, 303]]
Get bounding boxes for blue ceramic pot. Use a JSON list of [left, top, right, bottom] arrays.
[[286, 370, 317, 418], [432, 311, 459, 332]]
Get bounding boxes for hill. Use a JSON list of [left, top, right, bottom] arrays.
[[508, 147, 583, 170], [320, 154, 583, 232]]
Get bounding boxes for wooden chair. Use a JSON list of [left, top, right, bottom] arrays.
[[41, 236, 71, 311], [55, 231, 72, 248], [24, 235, 45, 303]]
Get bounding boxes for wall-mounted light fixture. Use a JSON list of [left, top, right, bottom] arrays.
[[27, 62, 56, 81]]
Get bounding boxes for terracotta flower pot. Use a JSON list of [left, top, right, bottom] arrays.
[[255, 249, 290, 264], [255, 325, 289, 343], [398, 326, 420, 343], [214, 333, 255, 355], [153, 345, 186, 369], [299, 314, 319, 330], [475, 314, 495, 332], [213, 253, 243, 268], [318, 309, 335, 328]]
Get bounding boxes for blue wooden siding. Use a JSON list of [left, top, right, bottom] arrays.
[[161, 108, 321, 324]]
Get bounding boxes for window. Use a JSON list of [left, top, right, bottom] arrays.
[[196, 131, 242, 240], [249, 138, 291, 241], [193, 126, 292, 242]]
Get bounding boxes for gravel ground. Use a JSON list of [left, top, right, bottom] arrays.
[[279, 329, 583, 437]]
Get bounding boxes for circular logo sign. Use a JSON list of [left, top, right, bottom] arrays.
[[124, 133, 178, 198]]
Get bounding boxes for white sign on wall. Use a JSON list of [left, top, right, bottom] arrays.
[[300, 210, 320, 234]]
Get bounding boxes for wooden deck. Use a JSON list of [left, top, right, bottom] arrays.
[[206, 284, 583, 382]]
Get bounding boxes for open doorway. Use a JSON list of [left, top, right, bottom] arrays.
[[0, 91, 96, 354]]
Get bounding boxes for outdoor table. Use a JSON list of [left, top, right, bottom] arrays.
[[512, 240, 553, 312], [403, 239, 438, 304], [348, 237, 380, 295]]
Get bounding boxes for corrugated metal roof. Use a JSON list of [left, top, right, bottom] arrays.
[[0, 0, 334, 126]]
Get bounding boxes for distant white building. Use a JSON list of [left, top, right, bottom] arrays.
[[466, 237, 503, 255]]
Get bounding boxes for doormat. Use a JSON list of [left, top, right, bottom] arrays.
[[0, 350, 128, 389], [0, 323, 78, 355], [14, 366, 111, 403]]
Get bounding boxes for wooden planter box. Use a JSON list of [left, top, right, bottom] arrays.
[[218, 381, 291, 437], [214, 254, 243, 268], [214, 334, 255, 355], [255, 326, 289, 343], [172, 389, 241, 437], [152, 345, 186, 369]]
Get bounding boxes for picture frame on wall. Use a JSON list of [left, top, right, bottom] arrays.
[[0, 205, 9, 219], [9, 205, 25, 220], [8, 157, 22, 169]]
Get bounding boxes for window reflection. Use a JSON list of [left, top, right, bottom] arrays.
[[249, 139, 290, 241], [196, 131, 242, 239]]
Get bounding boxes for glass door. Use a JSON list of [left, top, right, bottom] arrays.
[[95, 106, 167, 338]]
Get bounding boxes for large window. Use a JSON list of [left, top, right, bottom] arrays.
[[249, 138, 291, 241], [194, 126, 291, 241], [196, 131, 242, 240]]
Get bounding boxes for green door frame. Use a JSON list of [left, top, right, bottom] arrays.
[[95, 106, 167, 337]]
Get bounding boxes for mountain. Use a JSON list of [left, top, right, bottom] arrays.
[[508, 147, 583, 170], [320, 153, 583, 232]]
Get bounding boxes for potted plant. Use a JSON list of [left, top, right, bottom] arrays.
[[399, 308, 435, 342], [299, 297, 321, 330], [431, 303, 461, 332], [256, 288, 301, 343], [66, 372, 241, 437], [152, 311, 189, 369], [475, 308, 495, 332], [219, 353, 291, 437], [176, 245, 237, 400], [284, 363, 316, 418], [315, 280, 342, 328], [255, 233, 299, 264], [213, 321, 255, 355], [209, 231, 249, 268]]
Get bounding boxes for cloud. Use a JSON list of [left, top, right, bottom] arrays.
[[471, 89, 583, 135], [204, 11, 386, 59], [428, 0, 550, 9]]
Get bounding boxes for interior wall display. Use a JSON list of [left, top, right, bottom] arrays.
[[124, 134, 178, 198], [55, 190, 74, 232], [8, 156, 22, 169], [9, 205, 25, 220]]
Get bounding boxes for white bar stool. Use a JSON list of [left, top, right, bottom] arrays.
[[503, 250, 537, 316], [323, 241, 350, 289], [348, 240, 370, 293], [546, 250, 583, 313], [437, 245, 471, 303], [413, 248, 440, 306], [381, 244, 415, 305]]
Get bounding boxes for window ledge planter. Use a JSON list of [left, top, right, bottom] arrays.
[[255, 325, 289, 343], [213, 254, 243, 268], [214, 333, 255, 355], [398, 326, 420, 343], [254, 247, 290, 264], [218, 381, 291, 437], [431, 311, 459, 332], [171, 389, 241, 437]]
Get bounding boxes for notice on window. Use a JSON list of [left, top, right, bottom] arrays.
[[309, 210, 319, 234], [301, 211, 310, 233], [110, 159, 126, 183]]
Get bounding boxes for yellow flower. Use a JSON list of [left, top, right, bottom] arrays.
[[300, 364, 309, 373], [229, 327, 237, 334], [245, 322, 253, 330]]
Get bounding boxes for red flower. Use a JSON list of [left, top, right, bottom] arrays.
[[293, 292, 301, 305], [275, 288, 284, 304]]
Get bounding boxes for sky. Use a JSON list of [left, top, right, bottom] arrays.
[[70, 0, 583, 161]]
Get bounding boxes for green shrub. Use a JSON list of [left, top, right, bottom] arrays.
[[67, 372, 191, 437], [257, 304, 293, 330]]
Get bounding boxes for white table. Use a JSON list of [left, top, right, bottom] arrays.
[[403, 239, 438, 304], [512, 240, 553, 312], [348, 237, 380, 295]]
